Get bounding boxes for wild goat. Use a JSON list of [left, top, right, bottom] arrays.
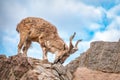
[[16, 17, 81, 63]]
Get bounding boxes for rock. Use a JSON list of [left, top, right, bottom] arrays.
[[73, 67, 120, 80], [79, 41, 120, 73], [52, 63, 66, 74], [65, 56, 80, 73], [52, 62, 73, 80], [52, 69, 60, 77], [0, 55, 7, 70], [67, 41, 120, 73], [1, 40, 120, 80], [0, 54, 6, 59], [66, 41, 120, 80], [0, 54, 72, 80]]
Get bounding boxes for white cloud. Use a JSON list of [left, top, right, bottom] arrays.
[[107, 17, 120, 30], [25, 0, 105, 26], [107, 4, 120, 18], [92, 29, 120, 41], [89, 23, 102, 31], [1, 1, 28, 20], [61, 1, 106, 31], [1, 0, 106, 32], [91, 17, 120, 42], [91, 4, 120, 42]]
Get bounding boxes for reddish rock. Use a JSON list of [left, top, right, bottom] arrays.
[[73, 67, 120, 80]]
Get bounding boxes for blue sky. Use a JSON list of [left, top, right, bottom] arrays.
[[0, 0, 120, 65]]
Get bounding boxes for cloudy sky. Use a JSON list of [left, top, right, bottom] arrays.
[[0, 0, 120, 65]]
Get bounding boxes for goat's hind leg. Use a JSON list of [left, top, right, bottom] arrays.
[[18, 33, 27, 55]]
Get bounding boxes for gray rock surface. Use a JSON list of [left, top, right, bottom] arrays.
[[80, 41, 120, 73], [67, 41, 120, 73], [65, 41, 120, 80]]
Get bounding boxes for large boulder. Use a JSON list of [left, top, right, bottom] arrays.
[[66, 41, 120, 80], [79, 41, 120, 73], [67, 41, 120, 73]]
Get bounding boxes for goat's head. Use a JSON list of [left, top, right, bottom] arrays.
[[54, 32, 82, 64]]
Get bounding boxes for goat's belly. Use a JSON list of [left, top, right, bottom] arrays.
[[28, 37, 39, 42]]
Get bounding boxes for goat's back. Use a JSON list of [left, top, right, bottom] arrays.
[[16, 17, 57, 34]]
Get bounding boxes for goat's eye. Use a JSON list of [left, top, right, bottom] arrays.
[[40, 37, 43, 39]]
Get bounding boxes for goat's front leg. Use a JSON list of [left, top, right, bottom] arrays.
[[42, 47, 48, 61]]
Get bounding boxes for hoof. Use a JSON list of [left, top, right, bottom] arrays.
[[22, 54, 27, 57], [42, 59, 49, 63], [17, 53, 22, 56], [18, 52, 22, 54]]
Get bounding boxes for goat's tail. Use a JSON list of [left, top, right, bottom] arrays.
[[16, 23, 20, 33]]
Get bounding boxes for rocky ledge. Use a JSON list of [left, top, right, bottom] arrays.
[[0, 41, 120, 80], [0, 54, 72, 80]]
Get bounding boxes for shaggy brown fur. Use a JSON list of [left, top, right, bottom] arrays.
[[16, 17, 81, 63]]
